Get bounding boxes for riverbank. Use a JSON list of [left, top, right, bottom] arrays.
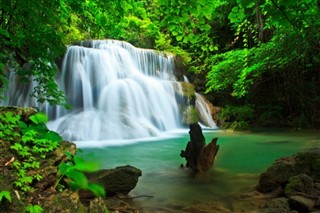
[[0, 107, 141, 212]]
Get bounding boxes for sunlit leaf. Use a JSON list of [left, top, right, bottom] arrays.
[[29, 113, 48, 124], [87, 183, 106, 197]]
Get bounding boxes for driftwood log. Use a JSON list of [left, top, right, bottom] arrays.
[[180, 123, 219, 173]]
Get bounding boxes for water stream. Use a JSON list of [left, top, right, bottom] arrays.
[[3, 39, 216, 141], [78, 129, 320, 211], [2, 39, 320, 211]]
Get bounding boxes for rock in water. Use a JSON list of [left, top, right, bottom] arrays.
[[180, 123, 219, 173], [79, 165, 142, 199]]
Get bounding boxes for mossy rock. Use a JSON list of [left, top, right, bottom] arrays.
[[0, 106, 37, 123], [284, 174, 314, 197], [183, 106, 199, 125], [173, 82, 195, 99], [294, 149, 320, 180], [179, 82, 195, 99]]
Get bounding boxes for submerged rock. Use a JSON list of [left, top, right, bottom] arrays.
[[180, 123, 219, 173]]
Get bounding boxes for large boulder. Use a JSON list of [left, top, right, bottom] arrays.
[[180, 123, 219, 173], [80, 165, 142, 198], [264, 197, 291, 213], [284, 174, 314, 197], [256, 148, 320, 213], [257, 157, 296, 193], [257, 148, 320, 193], [288, 195, 316, 213]]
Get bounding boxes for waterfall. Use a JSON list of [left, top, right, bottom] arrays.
[[4, 40, 184, 140], [195, 93, 217, 129]]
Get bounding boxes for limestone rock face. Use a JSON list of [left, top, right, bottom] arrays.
[[180, 123, 219, 173]]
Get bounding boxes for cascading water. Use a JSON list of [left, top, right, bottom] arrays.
[[4, 40, 184, 141], [195, 93, 217, 128], [3, 40, 218, 142], [52, 40, 186, 140]]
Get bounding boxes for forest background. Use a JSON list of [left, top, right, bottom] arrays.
[[1, 0, 320, 130]]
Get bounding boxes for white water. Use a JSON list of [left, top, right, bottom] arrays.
[[4, 40, 187, 140], [3, 40, 217, 141], [195, 93, 217, 128], [49, 40, 185, 140]]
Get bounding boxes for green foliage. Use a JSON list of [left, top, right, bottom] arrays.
[[1, 0, 320, 128], [25, 204, 43, 213], [257, 105, 284, 127], [0, 190, 11, 203], [153, 0, 231, 71], [0, 112, 61, 192], [218, 105, 254, 130], [206, 49, 248, 96], [0, 0, 68, 105], [56, 152, 105, 198], [17, 59, 66, 105], [0, 112, 21, 140], [28, 113, 48, 125]]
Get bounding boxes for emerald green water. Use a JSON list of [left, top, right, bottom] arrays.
[[78, 129, 320, 210]]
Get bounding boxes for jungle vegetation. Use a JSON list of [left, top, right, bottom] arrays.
[[1, 0, 320, 129]]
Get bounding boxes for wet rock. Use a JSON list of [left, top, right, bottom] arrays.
[[180, 123, 219, 173], [80, 165, 142, 198], [257, 148, 320, 195], [250, 148, 320, 213], [264, 197, 291, 213], [294, 148, 320, 180], [284, 174, 314, 197], [288, 195, 316, 213], [257, 158, 296, 193]]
